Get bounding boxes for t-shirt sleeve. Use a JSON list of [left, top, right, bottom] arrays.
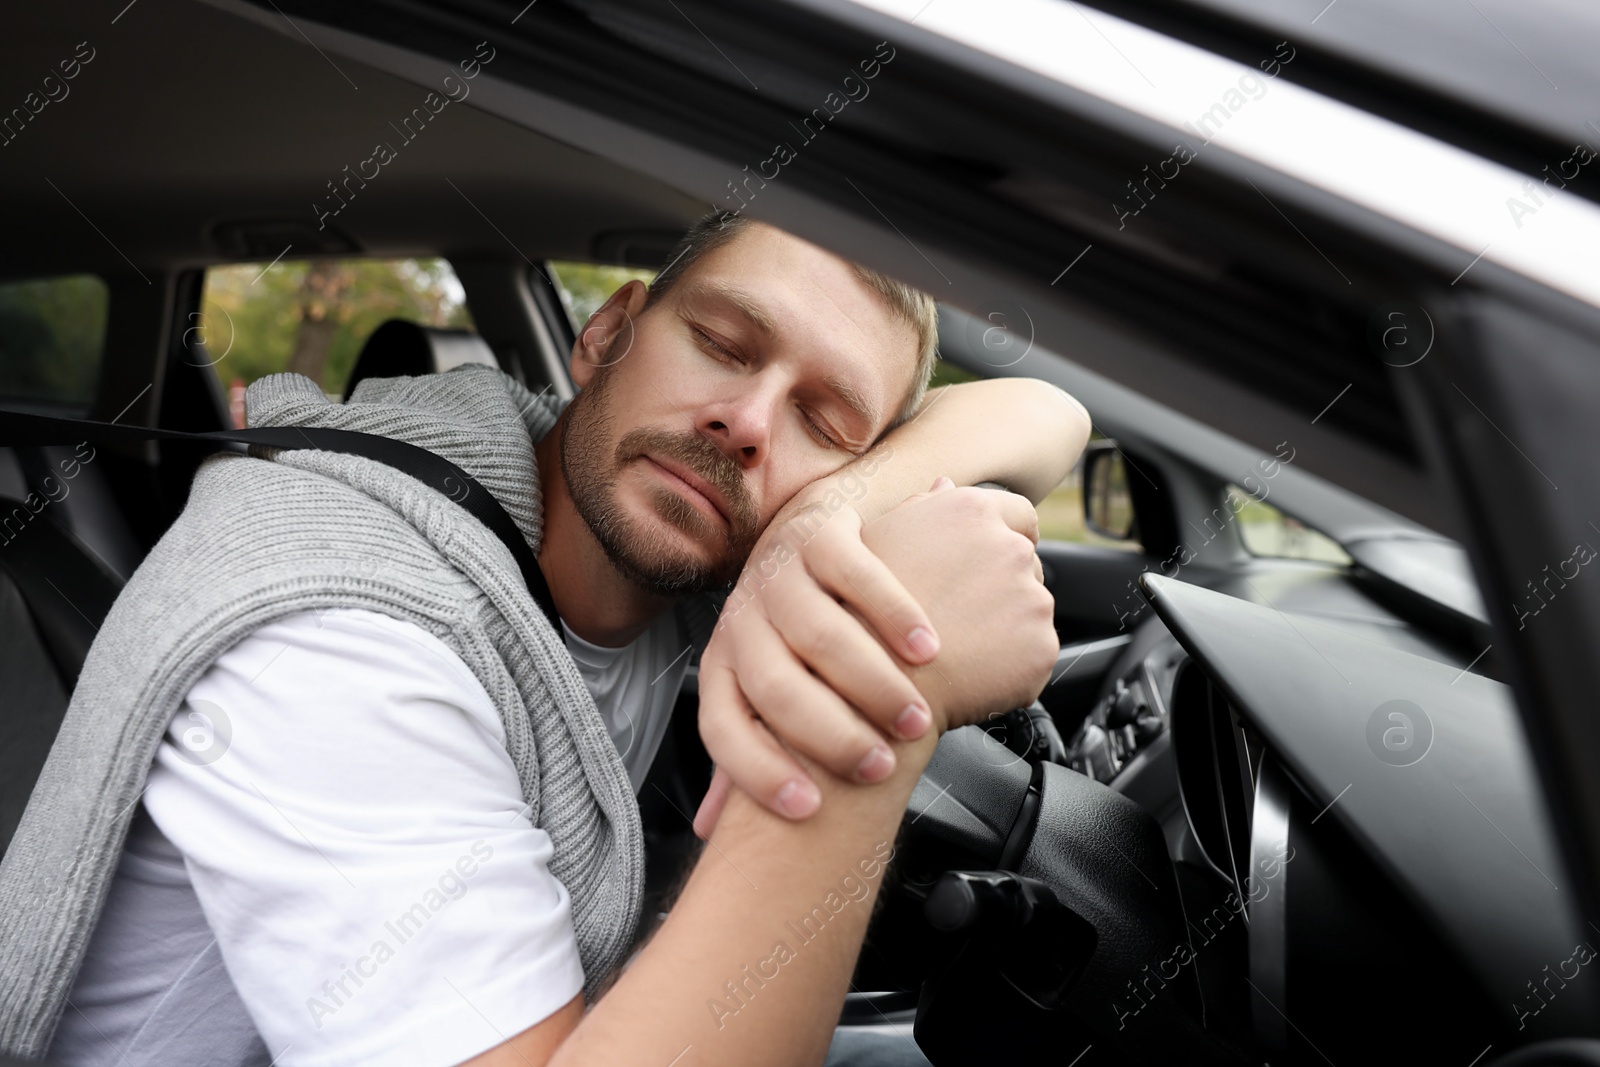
[[142, 608, 584, 1067]]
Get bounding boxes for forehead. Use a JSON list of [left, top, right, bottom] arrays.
[[673, 223, 919, 432]]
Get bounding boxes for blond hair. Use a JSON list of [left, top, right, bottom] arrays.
[[647, 211, 939, 427]]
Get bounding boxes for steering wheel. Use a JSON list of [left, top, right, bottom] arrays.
[[851, 719, 1231, 1067]]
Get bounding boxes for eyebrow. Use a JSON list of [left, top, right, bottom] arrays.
[[678, 280, 777, 337], [823, 373, 880, 433]]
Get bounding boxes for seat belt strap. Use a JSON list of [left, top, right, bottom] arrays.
[[0, 411, 564, 632]]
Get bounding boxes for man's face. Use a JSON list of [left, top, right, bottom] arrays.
[[559, 222, 919, 596]]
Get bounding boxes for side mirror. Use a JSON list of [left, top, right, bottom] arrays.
[[1082, 441, 1136, 541]]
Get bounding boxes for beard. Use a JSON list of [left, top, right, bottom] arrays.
[[559, 366, 761, 597]]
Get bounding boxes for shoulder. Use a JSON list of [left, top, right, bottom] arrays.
[[493, 370, 569, 444], [185, 607, 510, 766]]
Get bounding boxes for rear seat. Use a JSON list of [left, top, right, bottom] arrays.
[[342, 318, 500, 399], [0, 447, 130, 855]]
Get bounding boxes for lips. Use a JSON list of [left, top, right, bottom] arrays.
[[641, 453, 730, 525]]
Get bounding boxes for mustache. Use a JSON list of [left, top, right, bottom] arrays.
[[615, 426, 758, 535]]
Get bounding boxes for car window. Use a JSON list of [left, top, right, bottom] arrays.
[[197, 258, 472, 405], [923, 359, 1139, 551], [0, 274, 109, 412], [1226, 485, 1351, 564], [544, 274, 1138, 553], [547, 261, 657, 332], [1037, 451, 1143, 551]]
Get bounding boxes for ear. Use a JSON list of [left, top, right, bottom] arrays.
[[569, 279, 651, 388]]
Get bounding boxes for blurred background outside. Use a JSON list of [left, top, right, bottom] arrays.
[[174, 256, 1333, 556]]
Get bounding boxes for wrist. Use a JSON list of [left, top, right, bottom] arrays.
[[905, 662, 955, 736], [781, 447, 900, 525], [752, 484, 867, 572]]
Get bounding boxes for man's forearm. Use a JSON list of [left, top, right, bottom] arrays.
[[798, 378, 1090, 523], [553, 480, 1055, 1065], [692, 379, 1081, 817], [551, 723, 938, 1067]]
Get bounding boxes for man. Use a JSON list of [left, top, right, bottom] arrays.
[[11, 213, 1086, 1066]]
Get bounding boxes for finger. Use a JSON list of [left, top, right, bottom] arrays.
[[698, 660, 823, 819], [693, 766, 733, 840], [763, 573, 932, 740], [728, 613, 900, 784], [991, 490, 1042, 545], [805, 520, 940, 665]]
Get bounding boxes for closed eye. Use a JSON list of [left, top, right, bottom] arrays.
[[689, 320, 849, 451], [801, 409, 841, 449], [691, 326, 741, 362]]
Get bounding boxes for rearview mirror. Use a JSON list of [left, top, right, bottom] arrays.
[[1083, 441, 1136, 541]]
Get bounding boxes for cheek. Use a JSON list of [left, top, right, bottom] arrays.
[[600, 342, 703, 422], [629, 335, 736, 414], [759, 444, 855, 525]]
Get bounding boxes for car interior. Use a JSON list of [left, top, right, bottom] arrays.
[[5, 0, 1600, 1064]]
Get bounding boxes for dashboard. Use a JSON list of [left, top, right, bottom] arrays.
[[870, 562, 1596, 1063], [1091, 573, 1595, 1058]]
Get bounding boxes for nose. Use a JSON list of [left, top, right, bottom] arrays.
[[696, 377, 780, 470]]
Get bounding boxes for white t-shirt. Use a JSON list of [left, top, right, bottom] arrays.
[[559, 614, 690, 794], [51, 606, 693, 1067]]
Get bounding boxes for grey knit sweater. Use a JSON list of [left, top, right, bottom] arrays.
[[0, 365, 660, 1059]]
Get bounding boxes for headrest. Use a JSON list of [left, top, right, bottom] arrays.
[[342, 319, 499, 401]]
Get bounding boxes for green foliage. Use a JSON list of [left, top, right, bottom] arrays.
[[0, 275, 109, 406], [547, 262, 657, 329], [1226, 485, 1351, 563], [927, 359, 978, 390], [1036, 469, 1144, 550], [200, 258, 472, 395]]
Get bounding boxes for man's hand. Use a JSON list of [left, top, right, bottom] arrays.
[[693, 376, 1086, 836], [694, 478, 1057, 835], [859, 482, 1058, 730], [695, 488, 944, 831]]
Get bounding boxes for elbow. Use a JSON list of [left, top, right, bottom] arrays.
[[1053, 385, 1092, 460], [1021, 378, 1092, 463], [995, 378, 1092, 502]]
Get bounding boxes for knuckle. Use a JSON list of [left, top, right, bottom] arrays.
[[786, 707, 871, 767], [735, 763, 789, 797], [951, 488, 988, 519], [697, 706, 739, 757], [738, 665, 787, 714], [803, 520, 845, 558], [836, 552, 879, 594], [786, 519, 818, 551], [1006, 533, 1037, 569], [792, 614, 843, 662], [823, 724, 878, 768], [827, 644, 917, 714], [859, 676, 919, 721], [844, 671, 908, 723], [882, 663, 923, 701], [1035, 628, 1059, 667]]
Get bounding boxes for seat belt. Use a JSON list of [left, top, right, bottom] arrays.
[[0, 411, 564, 632]]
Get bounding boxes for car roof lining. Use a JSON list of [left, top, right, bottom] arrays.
[[1187, 0, 1595, 145], [0, 0, 706, 280], [18, 0, 1595, 550], [5, 0, 1451, 536], [1077, 0, 1600, 207]]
